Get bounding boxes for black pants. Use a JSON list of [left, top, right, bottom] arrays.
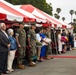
[[0, 52, 8, 74]]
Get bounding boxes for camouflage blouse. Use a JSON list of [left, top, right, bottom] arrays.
[[28, 29, 36, 46], [16, 28, 26, 47]]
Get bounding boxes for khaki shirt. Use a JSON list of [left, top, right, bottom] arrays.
[[16, 28, 26, 47], [28, 29, 36, 46], [44, 31, 51, 39]]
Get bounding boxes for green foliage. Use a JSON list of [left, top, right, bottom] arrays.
[[62, 17, 65, 21], [75, 11, 76, 15], [54, 13, 60, 19], [73, 19, 76, 23], [69, 10, 74, 15], [56, 8, 61, 14], [70, 22, 76, 33], [54, 8, 61, 19], [5, 0, 53, 16], [73, 24, 76, 33], [69, 10, 74, 22]]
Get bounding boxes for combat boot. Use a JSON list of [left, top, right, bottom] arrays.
[[28, 61, 36, 67], [18, 64, 26, 69], [46, 55, 54, 60], [22, 65, 26, 68]]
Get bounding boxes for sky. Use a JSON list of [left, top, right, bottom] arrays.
[[46, 0, 76, 23]]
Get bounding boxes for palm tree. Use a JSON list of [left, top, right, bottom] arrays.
[[69, 10, 74, 22], [54, 13, 60, 19], [73, 18, 76, 23], [56, 8, 61, 14], [62, 17, 65, 22], [75, 11, 76, 15]]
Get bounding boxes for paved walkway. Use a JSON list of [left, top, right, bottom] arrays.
[[9, 50, 76, 75]]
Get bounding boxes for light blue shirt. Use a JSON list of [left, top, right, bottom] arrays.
[[36, 33, 41, 42]]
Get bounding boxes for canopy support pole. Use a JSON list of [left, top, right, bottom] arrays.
[[53, 28, 58, 55]]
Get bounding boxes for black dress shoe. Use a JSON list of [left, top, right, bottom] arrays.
[[3, 71, 10, 74], [37, 60, 43, 62], [51, 57, 54, 59]]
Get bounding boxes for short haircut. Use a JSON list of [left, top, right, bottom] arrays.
[[7, 28, 13, 35], [0, 22, 5, 29], [62, 29, 65, 31]]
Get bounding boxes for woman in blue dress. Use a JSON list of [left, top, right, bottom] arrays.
[[39, 28, 47, 61]]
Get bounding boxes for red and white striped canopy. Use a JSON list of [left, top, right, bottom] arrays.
[[0, 0, 36, 22], [20, 4, 70, 28], [0, 0, 71, 28], [15, 5, 47, 23], [0, 7, 23, 22]]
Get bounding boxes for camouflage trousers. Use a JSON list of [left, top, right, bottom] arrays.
[[28, 46, 36, 61], [17, 46, 26, 65], [46, 43, 52, 56]]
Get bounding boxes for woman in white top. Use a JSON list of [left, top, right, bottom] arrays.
[[36, 28, 42, 61], [58, 30, 62, 54]]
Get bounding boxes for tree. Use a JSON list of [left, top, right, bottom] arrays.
[[54, 8, 61, 19], [73, 19, 76, 23], [62, 17, 65, 22], [54, 13, 60, 19], [69, 10, 74, 22], [56, 8, 61, 14], [75, 11, 76, 15], [5, 0, 53, 16], [45, 3, 53, 16], [74, 24, 76, 33]]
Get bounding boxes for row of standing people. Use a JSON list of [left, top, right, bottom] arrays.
[[0, 22, 74, 75], [0, 22, 53, 75], [58, 29, 74, 54]]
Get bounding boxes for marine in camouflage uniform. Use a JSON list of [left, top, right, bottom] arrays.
[[28, 24, 36, 67], [44, 27, 53, 59], [16, 23, 26, 69]]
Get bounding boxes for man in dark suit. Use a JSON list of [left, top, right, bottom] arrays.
[[0, 23, 10, 75]]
